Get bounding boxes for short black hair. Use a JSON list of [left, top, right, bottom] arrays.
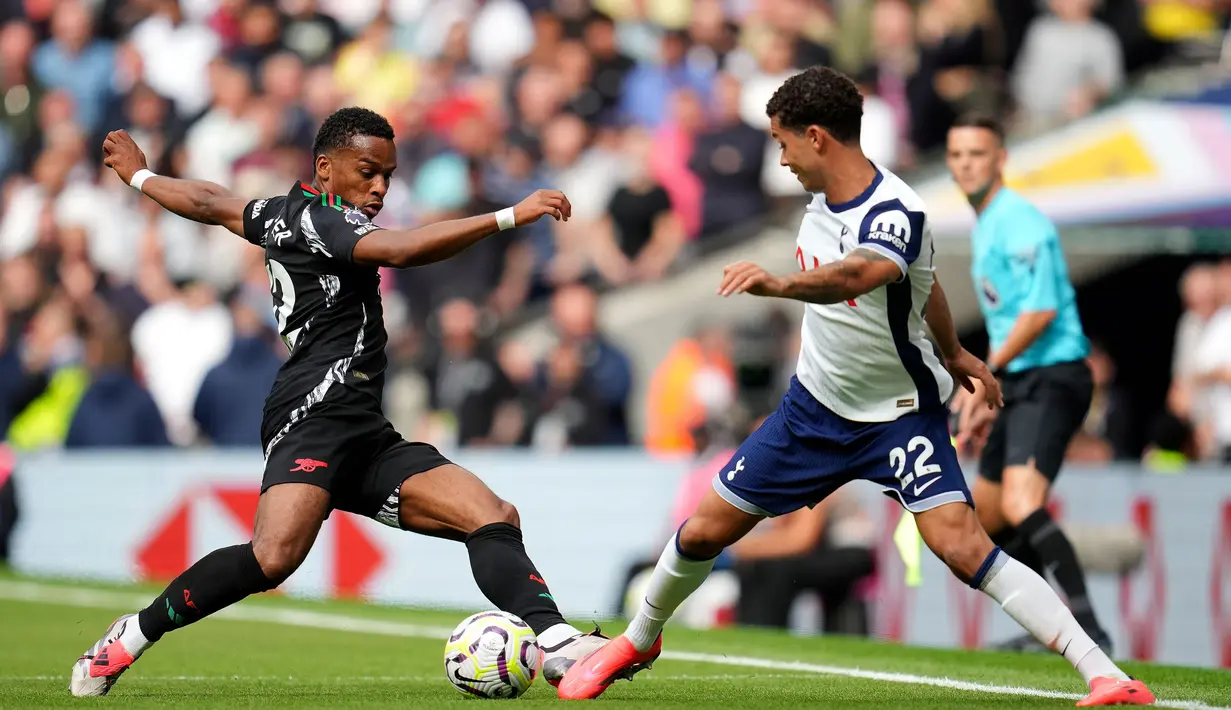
[[312, 107, 395, 158], [951, 113, 1005, 143], [765, 66, 863, 144]]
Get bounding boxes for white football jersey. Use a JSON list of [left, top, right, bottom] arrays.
[[793, 166, 954, 422]]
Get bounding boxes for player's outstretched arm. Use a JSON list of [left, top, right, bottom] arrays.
[[102, 130, 248, 237], [351, 190, 571, 268], [718, 249, 900, 304]]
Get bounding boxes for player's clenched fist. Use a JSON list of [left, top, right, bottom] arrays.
[[514, 189, 572, 225], [719, 261, 787, 298], [101, 130, 149, 185]]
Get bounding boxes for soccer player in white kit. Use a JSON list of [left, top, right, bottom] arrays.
[[558, 67, 1153, 707]]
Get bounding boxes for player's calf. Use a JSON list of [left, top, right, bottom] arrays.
[[132, 542, 279, 647], [631, 491, 762, 646], [396, 464, 591, 671], [67, 486, 324, 696], [677, 513, 752, 560], [461, 514, 600, 683], [915, 500, 995, 583], [676, 485, 766, 558], [915, 502, 1152, 705], [397, 463, 519, 540]]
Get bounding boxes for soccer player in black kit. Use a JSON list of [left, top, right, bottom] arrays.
[[71, 108, 608, 696]]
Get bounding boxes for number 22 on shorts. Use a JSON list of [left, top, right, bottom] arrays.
[[889, 436, 942, 496]]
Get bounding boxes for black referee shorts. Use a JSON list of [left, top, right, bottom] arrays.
[[978, 359, 1093, 484], [262, 404, 452, 527]]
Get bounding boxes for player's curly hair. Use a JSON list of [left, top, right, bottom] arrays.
[[312, 107, 395, 157], [765, 66, 863, 144]]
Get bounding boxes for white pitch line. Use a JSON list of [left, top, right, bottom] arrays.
[[1, 580, 1226, 710], [4, 675, 441, 682], [3, 673, 799, 683]]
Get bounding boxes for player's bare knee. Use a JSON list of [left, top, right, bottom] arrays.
[[1000, 480, 1047, 527], [919, 505, 994, 582], [677, 517, 733, 559], [927, 521, 993, 581], [1002, 463, 1048, 505], [497, 499, 520, 528], [251, 535, 308, 584], [940, 537, 994, 582], [468, 497, 519, 532], [1001, 497, 1036, 527]]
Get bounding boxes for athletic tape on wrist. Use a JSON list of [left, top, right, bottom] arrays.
[[496, 207, 516, 231], [130, 169, 156, 192]]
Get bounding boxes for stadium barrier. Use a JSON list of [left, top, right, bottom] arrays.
[[10, 450, 1231, 669]]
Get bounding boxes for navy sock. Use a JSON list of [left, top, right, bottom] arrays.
[[968, 546, 1004, 590]]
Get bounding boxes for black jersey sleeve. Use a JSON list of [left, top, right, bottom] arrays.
[[301, 199, 384, 264], [241, 196, 284, 246]]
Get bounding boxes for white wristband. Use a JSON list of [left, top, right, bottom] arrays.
[[495, 207, 516, 231], [130, 168, 156, 192]]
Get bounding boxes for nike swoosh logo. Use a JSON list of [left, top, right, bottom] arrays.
[[913, 477, 940, 496]]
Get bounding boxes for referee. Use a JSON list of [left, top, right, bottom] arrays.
[[944, 114, 1110, 652]]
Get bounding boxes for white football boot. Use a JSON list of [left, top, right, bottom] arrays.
[[70, 614, 145, 696], [541, 627, 610, 687]]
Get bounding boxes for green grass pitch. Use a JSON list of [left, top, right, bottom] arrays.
[[1, 574, 1228, 709]]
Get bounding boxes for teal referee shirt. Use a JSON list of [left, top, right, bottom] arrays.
[[970, 188, 1089, 373]]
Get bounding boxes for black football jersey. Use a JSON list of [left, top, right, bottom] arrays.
[[241, 182, 389, 454]]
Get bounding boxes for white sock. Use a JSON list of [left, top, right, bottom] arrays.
[[537, 622, 584, 650], [977, 550, 1128, 686], [120, 614, 152, 657], [624, 534, 716, 652]]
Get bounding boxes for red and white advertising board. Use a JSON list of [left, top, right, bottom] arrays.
[[10, 450, 1231, 668]]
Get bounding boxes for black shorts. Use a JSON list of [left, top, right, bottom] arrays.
[[262, 404, 452, 527], [979, 359, 1093, 484]]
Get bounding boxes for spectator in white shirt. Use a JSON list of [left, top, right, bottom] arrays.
[[1168, 263, 1220, 424], [131, 0, 221, 120], [184, 59, 260, 186], [1011, 0, 1124, 128], [130, 279, 233, 447], [1193, 260, 1231, 462], [855, 69, 899, 171]]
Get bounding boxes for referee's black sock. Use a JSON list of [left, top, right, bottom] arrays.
[[989, 526, 1045, 576], [136, 543, 276, 642], [465, 522, 568, 636], [1017, 508, 1106, 640]]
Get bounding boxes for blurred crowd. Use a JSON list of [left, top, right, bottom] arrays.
[[1162, 259, 1231, 466], [0, 0, 1227, 452]]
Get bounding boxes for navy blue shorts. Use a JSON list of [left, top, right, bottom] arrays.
[[714, 377, 972, 517]]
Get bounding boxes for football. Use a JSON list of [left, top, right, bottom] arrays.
[[443, 611, 542, 699]]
